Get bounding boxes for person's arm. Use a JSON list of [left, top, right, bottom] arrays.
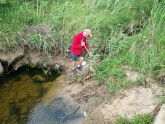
[[72, 36, 82, 48]]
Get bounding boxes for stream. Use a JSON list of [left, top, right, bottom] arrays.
[[0, 65, 84, 124]]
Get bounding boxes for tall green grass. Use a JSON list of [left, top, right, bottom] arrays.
[[0, 0, 165, 92], [0, 0, 154, 50], [95, 0, 165, 91]]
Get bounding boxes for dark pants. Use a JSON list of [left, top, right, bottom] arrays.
[[71, 51, 83, 61]]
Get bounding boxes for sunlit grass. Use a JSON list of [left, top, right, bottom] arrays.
[[0, 0, 165, 90]]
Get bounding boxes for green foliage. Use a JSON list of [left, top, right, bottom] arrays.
[[157, 95, 165, 107], [29, 33, 48, 51], [95, 0, 165, 90], [115, 113, 153, 124], [0, 0, 165, 92], [115, 115, 130, 124], [0, 0, 157, 51], [95, 57, 126, 83], [133, 80, 142, 86], [107, 80, 131, 94], [95, 56, 130, 93], [132, 114, 153, 124], [155, 89, 165, 107], [0, 0, 6, 4], [86, 53, 101, 74]]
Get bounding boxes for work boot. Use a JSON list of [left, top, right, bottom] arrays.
[[77, 66, 83, 71], [72, 68, 77, 74]]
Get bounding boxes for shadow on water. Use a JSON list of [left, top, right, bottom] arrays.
[[0, 65, 59, 86], [0, 65, 84, 124]]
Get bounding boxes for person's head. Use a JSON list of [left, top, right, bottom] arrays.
[[83, 29, 92, 37]]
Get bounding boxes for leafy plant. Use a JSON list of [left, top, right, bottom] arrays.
[[115, 113, 153, 124], [0, 0, 165, 94], [155, 89, 165, 107], [131, 113, 153, 124]]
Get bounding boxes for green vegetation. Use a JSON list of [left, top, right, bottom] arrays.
[[0, 0, 165, 92], [1, 1, 165, 123], [155, 89, 165, 107], [115, 113, 153, 124]]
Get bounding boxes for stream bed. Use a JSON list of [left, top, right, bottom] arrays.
[[0, 65, 84, 124]]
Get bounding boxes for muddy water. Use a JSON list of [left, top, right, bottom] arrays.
[[0, 65, 84, 124]]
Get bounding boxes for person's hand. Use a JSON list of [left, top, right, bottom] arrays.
[[81, 42, 85, 46]]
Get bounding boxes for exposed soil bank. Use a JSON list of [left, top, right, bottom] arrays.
[[0, 48, 62, 72], [83, 83, 163, 124]]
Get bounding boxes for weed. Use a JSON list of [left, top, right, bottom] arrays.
[[131, 113, 153, 124], [1, 0, 165, 93], [115, 113, 153, 124], [155, 89, 165, 107]]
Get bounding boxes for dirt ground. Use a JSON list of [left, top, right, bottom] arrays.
[[83, 83, 163, 124], [45, 56, 113, 115], [43, 57, 164, 124]]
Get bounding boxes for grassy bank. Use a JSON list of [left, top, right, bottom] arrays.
[[0, 0, 165, 92], [95, 0, 165, 92]]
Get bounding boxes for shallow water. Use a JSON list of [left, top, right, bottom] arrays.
[[27, 97, 83, 124], [0, 65, 84, 124]]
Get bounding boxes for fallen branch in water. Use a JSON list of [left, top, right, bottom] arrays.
[[74, 106, 80, 115]]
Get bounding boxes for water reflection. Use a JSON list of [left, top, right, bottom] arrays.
[[0, 65, 59, 124], [0, 75, 47, 124]]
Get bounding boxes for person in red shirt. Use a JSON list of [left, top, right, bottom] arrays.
[[71, 29, 92, 74]]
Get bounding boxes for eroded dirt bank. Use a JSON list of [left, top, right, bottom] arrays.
[[0, 48, 63, 72], [83, 84, 164, 124]]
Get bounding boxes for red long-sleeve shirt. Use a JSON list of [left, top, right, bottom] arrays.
[[71, 32, 89, 55]]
